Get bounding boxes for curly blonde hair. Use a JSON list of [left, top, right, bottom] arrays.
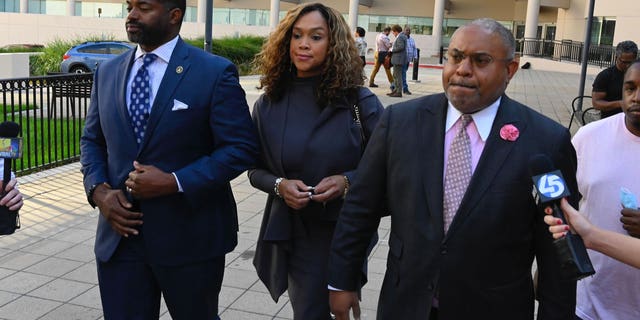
[[252, 3, 365, 105]]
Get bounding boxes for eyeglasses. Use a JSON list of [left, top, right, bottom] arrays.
[[617, 57, 635, 65], [446, 50, 513, 68]]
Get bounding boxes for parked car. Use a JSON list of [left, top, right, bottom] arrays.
[[60, 41, 134, 73]]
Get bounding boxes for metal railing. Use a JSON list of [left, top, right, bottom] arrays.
[[516, 38, 617, 68], [0, 73, 92, 175]]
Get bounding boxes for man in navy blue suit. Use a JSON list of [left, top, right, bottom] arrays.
[[80, 0, 258, 318]]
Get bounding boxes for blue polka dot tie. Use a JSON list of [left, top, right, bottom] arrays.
[[130, 53, 157, 145]]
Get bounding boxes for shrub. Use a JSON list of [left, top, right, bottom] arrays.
[[30, 35, 264, 76], [184, 36, 265, 75]]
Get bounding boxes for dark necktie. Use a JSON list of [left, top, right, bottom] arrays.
[[443, 114, 473, 233], [130, 53, 157, 145]]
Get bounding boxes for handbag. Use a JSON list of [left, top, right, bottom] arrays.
[[0, 206, 20, 235], [383, 54, 392, 68]]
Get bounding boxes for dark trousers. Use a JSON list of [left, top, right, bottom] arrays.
[[288, 219, 336, 320], [429, 307, 438, 320], [97, 235, 225, 320]]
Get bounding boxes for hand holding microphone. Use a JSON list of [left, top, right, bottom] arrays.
[[529, 154, 595, 280], [0, 121, 22, 235]]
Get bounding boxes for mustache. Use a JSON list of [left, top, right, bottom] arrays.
[[126, 22, 144, 28], [449, 81, 475, 88]]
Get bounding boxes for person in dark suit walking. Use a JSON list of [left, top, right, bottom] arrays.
[[80, 0, 258, 318], [387, 24, 407, 98], [328, 18, 577, 320], [248, 3, 383, 319]]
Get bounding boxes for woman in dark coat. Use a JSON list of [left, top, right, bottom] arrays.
[[248, 3, 384, 319]]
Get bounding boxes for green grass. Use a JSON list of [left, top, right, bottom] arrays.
[[10, 117, 85, 173], [0, 105, 37, 114]]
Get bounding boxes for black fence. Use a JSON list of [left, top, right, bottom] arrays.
[[0, 73, 92, 175], [516, 38, 617, 68]]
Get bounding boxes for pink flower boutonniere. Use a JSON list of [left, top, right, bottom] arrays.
[[500, 124, 520, 142]]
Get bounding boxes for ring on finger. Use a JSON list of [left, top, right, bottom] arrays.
[[126, 186, 132, 193]]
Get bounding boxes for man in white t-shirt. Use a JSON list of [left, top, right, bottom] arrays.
[[571, 60, 640, 320]]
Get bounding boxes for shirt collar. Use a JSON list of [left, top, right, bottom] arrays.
[[445, 97, 501, 142], [133, 35, 179, 64]]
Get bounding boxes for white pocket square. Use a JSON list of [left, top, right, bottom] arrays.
[[171, 99, 189, 111]]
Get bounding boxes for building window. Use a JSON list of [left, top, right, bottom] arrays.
[[213, 8, 269, 26], [0, 0, 20, 12], [77, 2, 126, 18], [184, 6, 196, 22], [590, 17, 616, 46], [27, 0, 65, 15]]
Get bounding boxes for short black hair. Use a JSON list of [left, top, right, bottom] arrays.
[[356, 27, 365, 37], [161, 0, 185, 16]]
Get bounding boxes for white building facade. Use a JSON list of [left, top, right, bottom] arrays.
[[0, 0, 637, 58]]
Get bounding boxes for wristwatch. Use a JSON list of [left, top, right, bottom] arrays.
[[87, 182, 109, 208]]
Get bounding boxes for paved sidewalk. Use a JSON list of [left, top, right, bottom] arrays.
[[0, 61, 598, 319]]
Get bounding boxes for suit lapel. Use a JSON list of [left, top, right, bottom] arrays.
[[116, 50, 137, 143], [419, 95, 447, 237], [138, 38, 190, 153], [445, 95, 528, 238]]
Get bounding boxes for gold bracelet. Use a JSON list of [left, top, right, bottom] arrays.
[[342, 175, 350, 199]]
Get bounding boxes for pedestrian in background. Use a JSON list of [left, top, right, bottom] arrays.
[[355, 26, 367, 67], [387, 24, 406, 98], [592, 40, 638, 118], [249, 3, 384, 319], [403, 26, 417, 95], [369, 26, 394, 88]]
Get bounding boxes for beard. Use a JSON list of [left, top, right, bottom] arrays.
[[126, 21, 168, 48]]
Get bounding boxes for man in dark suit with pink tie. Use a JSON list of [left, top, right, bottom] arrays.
[[80, 0, 258, 318], [329, 18, 577, 320]]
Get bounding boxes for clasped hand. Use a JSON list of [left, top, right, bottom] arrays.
[[278, 175, 345, 210], [125, 161, 178, 200], [93, 161, 177, 237]]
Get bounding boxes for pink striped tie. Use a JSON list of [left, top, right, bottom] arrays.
[[443, 114, 473, 233]]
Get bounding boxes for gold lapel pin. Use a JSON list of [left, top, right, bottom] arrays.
[[176, 66, 183, 74]]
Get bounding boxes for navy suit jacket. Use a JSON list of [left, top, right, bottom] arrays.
[[81, 38, 258, 265], [328, 93, 578, 319]]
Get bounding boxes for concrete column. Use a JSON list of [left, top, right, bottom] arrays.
[[20, 0, 27, 13], [432, 0, 445, 57], [67, 0, 75, 16], [524, 0, 540, 39], [348, 0, 358, 31], [270, 0, 280, 31], [197, 0, 206, 23]]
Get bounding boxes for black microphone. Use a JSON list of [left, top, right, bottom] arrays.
[[0, 121, 22, 235], [0, 121, 20, 192], [529, 154, 595, 280]]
